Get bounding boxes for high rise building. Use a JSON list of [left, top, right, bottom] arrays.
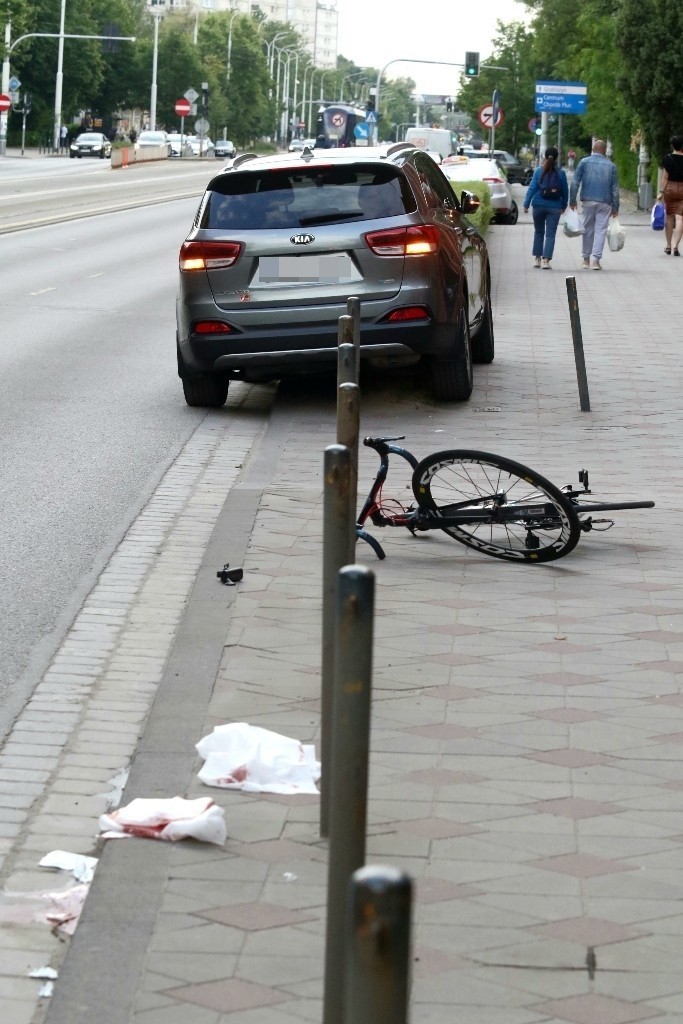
[[154, 0, 339, 68]]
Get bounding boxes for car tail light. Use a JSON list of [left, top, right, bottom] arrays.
[[483, 176, 504, 184], [179, 241, 242, 272], [365, 225, 439, 256], [384, 306, 430, 322], [193, 321, 233, 334]]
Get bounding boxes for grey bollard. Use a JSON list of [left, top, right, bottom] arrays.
[[565, 276, 591, 412], [344, 866, 413, 1024], [321, 446, 353, 838], [338, 340, 357, 388], [337, 381, 360, 559], [347, 296, 361, 382], [323, 565, 375, 1024]]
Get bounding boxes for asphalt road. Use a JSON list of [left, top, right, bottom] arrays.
[[0, 151, 223, 232], [0, 188, 213, 738]]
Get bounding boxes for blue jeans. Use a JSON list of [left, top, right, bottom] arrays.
[[532, 206, 562, 259], [580, 201, 612, 261]]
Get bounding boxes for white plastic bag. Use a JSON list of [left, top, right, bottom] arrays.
[[607, 216, 625, 252], [563, 208, 585, 237]]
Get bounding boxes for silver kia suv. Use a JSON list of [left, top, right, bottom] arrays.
[[176, 143, 494, 407]]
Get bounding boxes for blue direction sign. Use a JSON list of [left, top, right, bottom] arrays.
[[535, 80, 587, 114], [354, 122, 371, 139]]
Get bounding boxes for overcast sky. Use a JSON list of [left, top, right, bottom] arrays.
[[335, 0, 530, 95]]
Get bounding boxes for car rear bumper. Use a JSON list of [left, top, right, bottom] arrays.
[[177, 319, 456, 381]]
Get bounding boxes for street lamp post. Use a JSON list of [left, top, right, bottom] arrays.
[[149, 4, 163, 130], [226, 10, 241, 82], [53, 0, 67, 151]]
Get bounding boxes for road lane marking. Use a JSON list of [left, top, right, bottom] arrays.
[[29, 287, 56, 295]]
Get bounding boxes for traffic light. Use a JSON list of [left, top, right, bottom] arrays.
[[464, 51, 480, 77], [446, 98, 453, 112], [201, 81, 209, 115]]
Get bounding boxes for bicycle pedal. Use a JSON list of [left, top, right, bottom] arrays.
[[217, 563, 244, 586]]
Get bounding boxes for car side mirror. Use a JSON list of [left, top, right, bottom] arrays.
[[460, 190, 481, 214]]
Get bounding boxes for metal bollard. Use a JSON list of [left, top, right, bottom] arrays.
[[344, 866, 413, 1024], [323, 565, 375, 1024], [321, 446, 353, 838], [338, 341, 357, 388], [337, 381, 360, 560], [565, 276, 591, 412], [347, 296, 361, 383]]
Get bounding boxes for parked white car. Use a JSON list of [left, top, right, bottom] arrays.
[[184, 135, 214, 157], [441, 156, 518, 224], [167, 133, 193, 157], [135, 130, 172, 157]]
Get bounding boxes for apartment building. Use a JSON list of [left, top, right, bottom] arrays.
[[154, 0, 339, 68]]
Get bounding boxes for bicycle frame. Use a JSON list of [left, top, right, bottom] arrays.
[[356, 437, 571, 561]]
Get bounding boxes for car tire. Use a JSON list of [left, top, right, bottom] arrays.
[[429, 307, 473, 402], [471, 288, 495, 364], [181, 375, 229, 408], [70, 152, 75, 158], [503, 200, 518, 225]]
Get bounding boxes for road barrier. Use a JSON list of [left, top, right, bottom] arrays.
[[111, 145, 169, 169]]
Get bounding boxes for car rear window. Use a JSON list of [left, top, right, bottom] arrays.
[[201, 164, 416, 231]]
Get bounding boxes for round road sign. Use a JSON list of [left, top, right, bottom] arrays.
[[0, 94, 11, 113], [478, 103, 504, 129], [175, 97, 191, 117]]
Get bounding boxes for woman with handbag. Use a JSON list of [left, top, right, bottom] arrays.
[[523, 147, 568, 269], [658, 135, 683, 256]]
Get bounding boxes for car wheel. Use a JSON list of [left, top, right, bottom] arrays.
[[181, 375, 229, 408], [471, 286, 495, 364], [429, 306, 473, 402], [70, 152, 75, 158], [503, 200, 519, 225]]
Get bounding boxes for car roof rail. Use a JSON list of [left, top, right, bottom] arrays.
[[230, 153, 259, 170], [385, 142, 414, 157]]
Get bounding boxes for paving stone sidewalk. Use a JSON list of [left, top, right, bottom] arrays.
[[4, 196, 683, 1024]]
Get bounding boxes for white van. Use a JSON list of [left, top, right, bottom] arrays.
[[404, 127, 456, 161]]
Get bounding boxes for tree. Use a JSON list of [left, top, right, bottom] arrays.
[[457, 22, 538, 155], [615, 0, 683, 163]]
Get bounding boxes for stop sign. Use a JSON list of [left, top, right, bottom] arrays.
[[175, 98, 191, 117], [0, 94, 11, 112]]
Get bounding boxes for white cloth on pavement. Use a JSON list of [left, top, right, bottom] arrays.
[[196, 722, 320, 794], [98, 796, 226, 845]]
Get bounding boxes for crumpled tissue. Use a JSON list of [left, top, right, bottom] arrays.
[[196, 722, 320, 794], [98, 796, 226, 845]]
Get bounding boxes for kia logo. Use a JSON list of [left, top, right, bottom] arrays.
[[290, 233, 315, 245]]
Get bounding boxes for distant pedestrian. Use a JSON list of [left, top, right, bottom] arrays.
[[523, 146, 568, 269], [567, 149, 576, 170], [569, 139, 619, 270], [59, 124, 68, 152], [658, 135, 683, 256]]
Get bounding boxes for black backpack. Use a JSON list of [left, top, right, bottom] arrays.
[[539, 169, 561, 199]]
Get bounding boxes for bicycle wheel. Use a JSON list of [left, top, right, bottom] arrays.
[[412, 450, 581, 563]]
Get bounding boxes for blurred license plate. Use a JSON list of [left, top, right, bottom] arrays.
[[257, 254, 354, 284]]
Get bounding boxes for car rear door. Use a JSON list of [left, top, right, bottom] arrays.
[[197, 166, 411, 311]]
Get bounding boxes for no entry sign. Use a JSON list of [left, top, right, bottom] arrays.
[[0, 94, 11, 113], [175, 98, 191, 117]]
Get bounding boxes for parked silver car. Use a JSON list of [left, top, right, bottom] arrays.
[[176, 144, 494, 407], [441, 156, 518, 224]]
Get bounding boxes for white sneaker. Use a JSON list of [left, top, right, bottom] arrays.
[[533, 256, 541, 268], [590, 259, 602, 270], [542, 259, 551, 269], [581, 257, 590, 269]]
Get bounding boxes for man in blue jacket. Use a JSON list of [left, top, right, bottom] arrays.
[[569, 140, 620, 270]]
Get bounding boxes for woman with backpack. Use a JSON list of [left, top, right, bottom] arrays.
[[523, 146, 569, 268]]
